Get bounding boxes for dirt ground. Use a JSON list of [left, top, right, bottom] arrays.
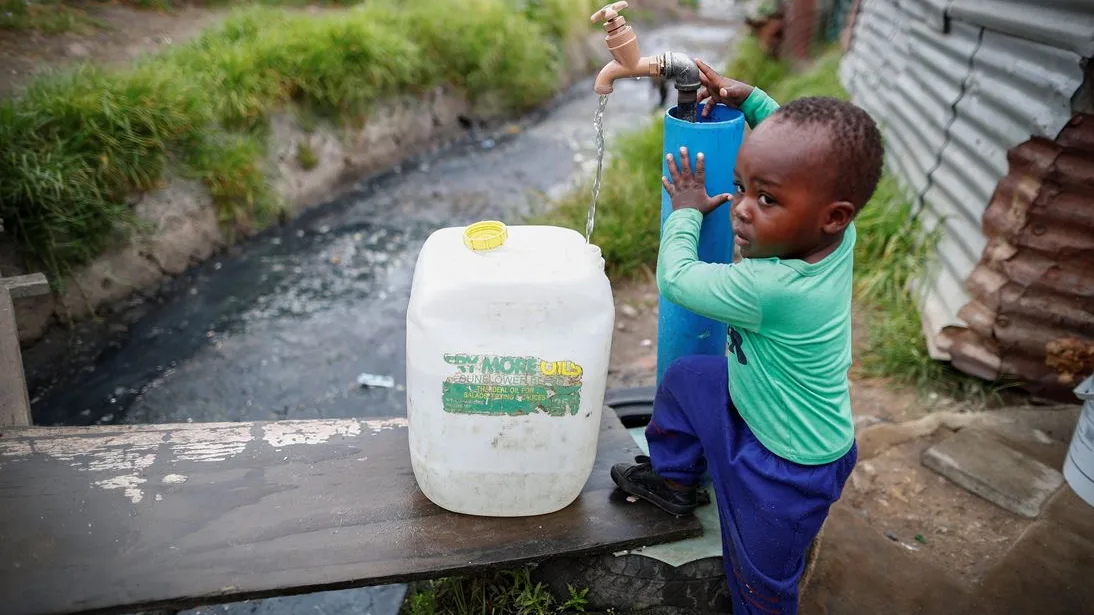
[[0, 3, 227, 98], [607, 279, 1046, 587]]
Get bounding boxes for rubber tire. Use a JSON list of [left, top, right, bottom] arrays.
[[533, 553, 731, 615], [535, 531, 823, 615], [604, 386, 657, 428]]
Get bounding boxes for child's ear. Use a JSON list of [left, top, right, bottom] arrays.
[[822, 201, 856, 235]]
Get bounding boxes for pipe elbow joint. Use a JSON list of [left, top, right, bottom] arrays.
[[661, 52, 700, 92]]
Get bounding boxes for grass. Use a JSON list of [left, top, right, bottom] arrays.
[[533, 121, 665, 280], [402, 567, 589, 615], [296, 140, 318, 170], [0, 0, 373, 33], [536, 34, 1001, 400], [3, 0, 607, 33], [0, 0, 600, 283]]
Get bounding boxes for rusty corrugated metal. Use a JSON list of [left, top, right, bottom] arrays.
[[841, 0, 1092, 389], [782, 0, 819, 62], [948, 114, 1094, 396], [917, 29, 1086, 351]]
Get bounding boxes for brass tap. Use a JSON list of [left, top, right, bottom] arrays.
[[590, 1, 660, 95], [589, 2, 701, 97]]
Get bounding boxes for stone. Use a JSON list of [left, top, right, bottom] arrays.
[[14, 294, 55, 345], [922, 428, 1064, 519], [620, 303, 639, 319], [66, 43, 90, 58]]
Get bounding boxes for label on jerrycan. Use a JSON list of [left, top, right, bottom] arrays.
[[441, 353, 583, 417]]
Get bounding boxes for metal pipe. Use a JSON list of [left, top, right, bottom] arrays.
[[660, 52, 700, 92], [658, 52, 700, 123]]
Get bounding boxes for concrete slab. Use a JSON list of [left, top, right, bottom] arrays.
[[800, 504, 969, 615], [1044, 480, 1094, 535], [961, 487, 1094, 615], [922, 428, 1064, 519]]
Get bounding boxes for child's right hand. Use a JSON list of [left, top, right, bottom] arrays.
[[694, 58, 755, 118]]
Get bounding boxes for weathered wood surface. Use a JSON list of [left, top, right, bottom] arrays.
[[0, 269, 49, 427], [0, 411, 700, 615]]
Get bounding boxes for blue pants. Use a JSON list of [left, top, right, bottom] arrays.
[[646, 356, 857, 615]]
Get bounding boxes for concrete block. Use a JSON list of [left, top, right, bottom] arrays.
[[922, 428, 1064, 519]]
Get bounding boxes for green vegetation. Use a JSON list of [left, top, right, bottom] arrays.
[[721, 34, 791, 99], [534, 121, 665, 280], [537, 35, 999, 399], [0, 0, 376, 33], [724, 36, 847, 103], [0, 0, 600, 282], [296, 140, 319, 170], [402, 567, 589, 615]]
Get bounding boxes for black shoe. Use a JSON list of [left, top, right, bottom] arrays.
[[611, 455, 699, 516]]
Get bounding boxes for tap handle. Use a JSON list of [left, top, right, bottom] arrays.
[[590, 1, 629, 23]]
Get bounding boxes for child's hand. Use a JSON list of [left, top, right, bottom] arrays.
[[663, 147, 732, 215], [694, 58, 755, 118]]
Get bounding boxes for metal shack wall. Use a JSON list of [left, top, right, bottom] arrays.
[[840, 0, 1093, 391], [951, 115, 1094, 393]]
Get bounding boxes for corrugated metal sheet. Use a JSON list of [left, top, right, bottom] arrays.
[[841, 0, 1092, 386], [948, 114, 1094, 397], [889, 21, 980, 200], [840, 0, 898, 118], [840, 0, 971, 199], [947, 0, 1094, 57]]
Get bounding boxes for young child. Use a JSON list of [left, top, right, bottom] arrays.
[[611, 59, 884, 614]]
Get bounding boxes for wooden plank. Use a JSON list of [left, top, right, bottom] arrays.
[[0, 284, 31, 427], [0, 412, 700, 615]]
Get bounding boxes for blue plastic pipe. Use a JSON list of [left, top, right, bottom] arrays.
[[657, 102, 746, 384]]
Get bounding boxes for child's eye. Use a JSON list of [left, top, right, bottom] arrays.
[[733, 181, 745, 194], [759, 194, 776, 206]]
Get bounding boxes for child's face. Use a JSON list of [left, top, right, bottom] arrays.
[[731, 119, 850, 261]]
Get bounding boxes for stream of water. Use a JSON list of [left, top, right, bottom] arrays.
[[585, 94, 610, 243]]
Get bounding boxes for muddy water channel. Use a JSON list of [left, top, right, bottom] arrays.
[[28, 22, 737, 429]]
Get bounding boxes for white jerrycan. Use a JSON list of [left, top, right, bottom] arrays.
[[406, 221, 615, 517]]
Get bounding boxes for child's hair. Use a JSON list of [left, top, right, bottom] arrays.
[[771, 96, 884, 211]]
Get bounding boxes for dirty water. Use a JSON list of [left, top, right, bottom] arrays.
[[27, 21, 737, 429], [21, 19, 738, 615]]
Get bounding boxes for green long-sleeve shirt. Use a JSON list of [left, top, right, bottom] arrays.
[[656, 89, 855, 465]]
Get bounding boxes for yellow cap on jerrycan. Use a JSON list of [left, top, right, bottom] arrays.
[[463, 221, 508, 251]]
